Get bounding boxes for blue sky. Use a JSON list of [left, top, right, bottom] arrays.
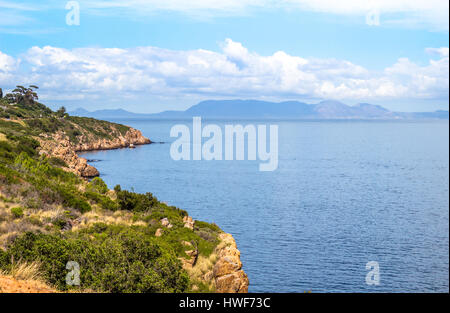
[[0, 0, 448, 113]]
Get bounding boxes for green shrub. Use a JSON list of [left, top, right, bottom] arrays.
[[194, 220, 221, 232], [84, 191, 119, 211], [0, 249, 8, 269], [6, 228, 190, 292], [11, 207, 24, 218], [16, 136, 39, 157], [87, 177, 108, 194], [0, 163, 19, 184], [114, 185, 158, 212], [54, 185, 91, 213], [48, 157, 68, 168]]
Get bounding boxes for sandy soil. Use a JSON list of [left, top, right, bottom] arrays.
[[0, 275, 55, 293]]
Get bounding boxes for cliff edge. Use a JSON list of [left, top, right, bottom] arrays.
[[38, 127, 150, 177], [213, 233, 249, 293]]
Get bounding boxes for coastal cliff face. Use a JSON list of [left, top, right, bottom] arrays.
[[179, 218, 249, 293], [38, 127, 150, 177], [73, 128, 150, 152], [213, 233, 249, 293]]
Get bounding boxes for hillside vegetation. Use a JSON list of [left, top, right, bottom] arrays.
[[0, 86, 225, 293]]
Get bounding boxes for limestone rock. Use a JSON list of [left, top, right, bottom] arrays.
[[37, 126, 151, 178], [183, 215, 194, 230], [155, 228, 163, 237], [213, 233, 249, 293], [182, 241, 193, 247], [181, 248, 198, 269], [215, 270, 249, 293], [213, 256, 242, 277]]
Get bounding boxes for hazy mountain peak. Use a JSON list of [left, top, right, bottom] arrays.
[[69, 100, 448, 120]]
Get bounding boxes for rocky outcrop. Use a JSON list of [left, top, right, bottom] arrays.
[[177, 222, 249, 293], [73, 128, 150, 152], [155, 228, 163, 237], [183, 215, 194, 230], [38, 132, 100, 177], [181, 241, 198, 268], [37, 127, 150, 177], [213, 233, 249, 293], [160, 217, 173, 229]]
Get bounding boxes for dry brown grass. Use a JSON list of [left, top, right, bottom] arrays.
[[0, 261, 55, 293], [0, 205, 44, 249], [71, 209, 147, 231], [1, 261, 44, 281], [0, 275, 56, 293], [184, 253, 218, 291]]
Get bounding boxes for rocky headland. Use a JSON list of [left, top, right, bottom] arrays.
[[38, 127, 150, 177]]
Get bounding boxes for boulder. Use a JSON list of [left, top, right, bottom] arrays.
[[213, 256, 242, 277], [215, 270, 249, 293], [183, 215, 194, 230]]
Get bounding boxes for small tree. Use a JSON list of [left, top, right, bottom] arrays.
[[6, 85, 39, 105], [56, 106, 67, 117]]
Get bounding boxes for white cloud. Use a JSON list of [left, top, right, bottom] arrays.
[[426, 47, 449, 58], [2, 1, 447, 30], [76, 0, 449, 30], [0, 51, 19, 84], [1, 39, 448, 104]]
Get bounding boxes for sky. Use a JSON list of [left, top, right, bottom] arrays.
[[0, 0, 449, 113]]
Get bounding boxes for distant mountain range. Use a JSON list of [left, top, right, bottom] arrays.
[[70, 100, 449, 120]]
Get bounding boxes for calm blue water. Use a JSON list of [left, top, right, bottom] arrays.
[[80, 119, 449, 293]]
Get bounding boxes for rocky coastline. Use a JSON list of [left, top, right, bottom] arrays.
[[213, 233, 249, 293], [38, 127, 151, 177], [36, 125, 249, 293]]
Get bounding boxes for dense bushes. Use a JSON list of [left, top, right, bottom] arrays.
[[48, 157, 68, 168], [9, 152, 91, 212], [84, 191, 118, 211], [25, 117, 64, 134], [56, 185, 92, 213], [4, 226, 189, 292], [114, 185, 158, 212], [0, 249, 8, 269], [87, 177, 108, 194]]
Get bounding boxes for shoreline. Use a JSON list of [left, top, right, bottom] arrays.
[[73, 132, 249, 292], [38, 126, 151, 177]]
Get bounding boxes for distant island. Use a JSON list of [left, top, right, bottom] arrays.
[[70, 100, 449, 120]]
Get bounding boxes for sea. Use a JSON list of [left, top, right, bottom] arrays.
[[79, 119, 449, 292]]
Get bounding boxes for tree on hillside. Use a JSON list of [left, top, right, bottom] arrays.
[[5, 85, 39, 105], [56, 106, 67, 117]]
